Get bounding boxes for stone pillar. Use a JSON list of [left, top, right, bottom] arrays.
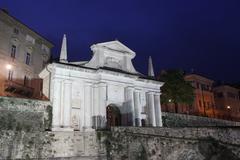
[[98, 82, 107, 128], [84, 83, 93, 130], [134, 91, 142, 126], [147, 92, 156, 126], [154, 93, 162, 127], [52, 79, 62, 130], [62, 80, 73, 131], [125, 86, 135, 126], [93, 84, 99, 129]]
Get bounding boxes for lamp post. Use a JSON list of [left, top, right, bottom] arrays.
[[6, 64, 13, 80], [6, 64, 12, 70], [227, 105, 231, 120]]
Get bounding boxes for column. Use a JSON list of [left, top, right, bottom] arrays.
[[93, 84, 99, 129], [52, 79, 62, 130], [147, 92, 156, 127], [125, 86, 135, 126], [98, 82, 107, 128], [84, 83, 93, 130], [154, 93, 162, 127], [62, 80, 73, 131], [134, 91, 142, 126]]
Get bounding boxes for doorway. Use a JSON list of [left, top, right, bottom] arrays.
[[106, 104, 121, 128]]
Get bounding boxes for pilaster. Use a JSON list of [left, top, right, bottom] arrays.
[[52, 79, 62, 129], [147, 92, 156, 127], [84, 82, 93, 130], [134, 90, 142, 126], [98, 82, 107, 128], [62, 80, 73, 130], [154, 93, 162, 127], [125, 86, 135, 126]]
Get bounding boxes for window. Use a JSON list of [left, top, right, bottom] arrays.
[[189, 81, 195, 88], [207, 102, 210, 109], [41, 44, 49, 53], [13, 28, 19, 34], [199, 100, 202, 108], [11, 45, 16, 58], [8, 70, 13, 80], [24, 76, 29, 86], [196, 83, 200, 89], [227, 92, 236, 99], [26, 35, 35, 44], [206, 85, 209, 91], [42, 61, 47, 68], [216, 92, 224, 98], [25, 53, 31, 65]]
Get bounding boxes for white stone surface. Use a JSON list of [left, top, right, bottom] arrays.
[[40, 39, 164, 131], [148, 56, 155, 77], [59, 34, 68, 63]]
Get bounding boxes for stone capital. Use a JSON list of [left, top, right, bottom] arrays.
[[63, 79, 72, 84], [154, 92, 161, 96], [84, 81, 93, 86], [97, 82, 107, 87], [146, 91, 155, 95]]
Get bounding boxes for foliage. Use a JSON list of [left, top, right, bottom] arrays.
[[159, 69, 194, 112]]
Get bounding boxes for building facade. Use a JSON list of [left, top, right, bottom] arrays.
[[184, 74, 215, 117], [160, 73, 216, 117], [214, 85, 240, 121], [40, 36, 163, 131], [0, 9, 53, 98]]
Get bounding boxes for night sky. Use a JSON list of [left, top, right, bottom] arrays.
[[1, 0, 240, 83]]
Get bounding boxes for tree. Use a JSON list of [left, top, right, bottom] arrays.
[[158, 70, 194, 113]]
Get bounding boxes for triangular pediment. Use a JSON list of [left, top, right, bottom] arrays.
[[87, 40, 138, 74], [95, 40, 136, 55]]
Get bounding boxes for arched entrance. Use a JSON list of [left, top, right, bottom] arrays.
[[141, 119, 146, 127], [106, 104, 121, 128]]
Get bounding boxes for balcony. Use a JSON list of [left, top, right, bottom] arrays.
[[4, 80, 34, 97]]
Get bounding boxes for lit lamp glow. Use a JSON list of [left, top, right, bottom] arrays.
[[168, 99, 172, 103], [227, 106, 231, 109], [6, 64, 12, 70]]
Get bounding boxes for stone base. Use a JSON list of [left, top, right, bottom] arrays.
[[51, 127, 74, 132], [83, 126, 95, 132]]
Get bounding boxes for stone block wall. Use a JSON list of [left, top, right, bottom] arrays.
[[108, 127, 240, 160], [162, 112, 240, 127], [0, 130, 107, 159], [0, 96, 106, 159], [0, 96, 52, 131]]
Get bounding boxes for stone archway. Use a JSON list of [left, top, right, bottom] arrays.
[[106, 104, 121, 128]]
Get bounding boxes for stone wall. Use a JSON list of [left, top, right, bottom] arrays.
[[0, 96, 107, 159], [162, 112, 240, 127], [0, 96, 52, 131], [107, 127, 240, 160], [0, 130, 106, 159]]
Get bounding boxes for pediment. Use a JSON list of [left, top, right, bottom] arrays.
[[87, 40, 138, 74], [93, 40, 136, 57]]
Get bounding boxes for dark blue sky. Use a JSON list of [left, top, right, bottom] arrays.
[[1, 0, 240, 83]]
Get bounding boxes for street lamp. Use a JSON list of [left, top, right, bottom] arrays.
[[227, 105, 231, 120], [6, 64, 12, 70]]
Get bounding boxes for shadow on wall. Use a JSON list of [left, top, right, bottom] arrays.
[[92, 115, 106, 129]]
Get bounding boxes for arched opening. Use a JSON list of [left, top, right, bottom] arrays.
[[106, 104, 121, 128], [141, 119, 146, 127]]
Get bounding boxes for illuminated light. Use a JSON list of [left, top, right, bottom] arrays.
[[6, 64, 12, 70], [168, 99, 172, 103], [227, 106, 231, 109]]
